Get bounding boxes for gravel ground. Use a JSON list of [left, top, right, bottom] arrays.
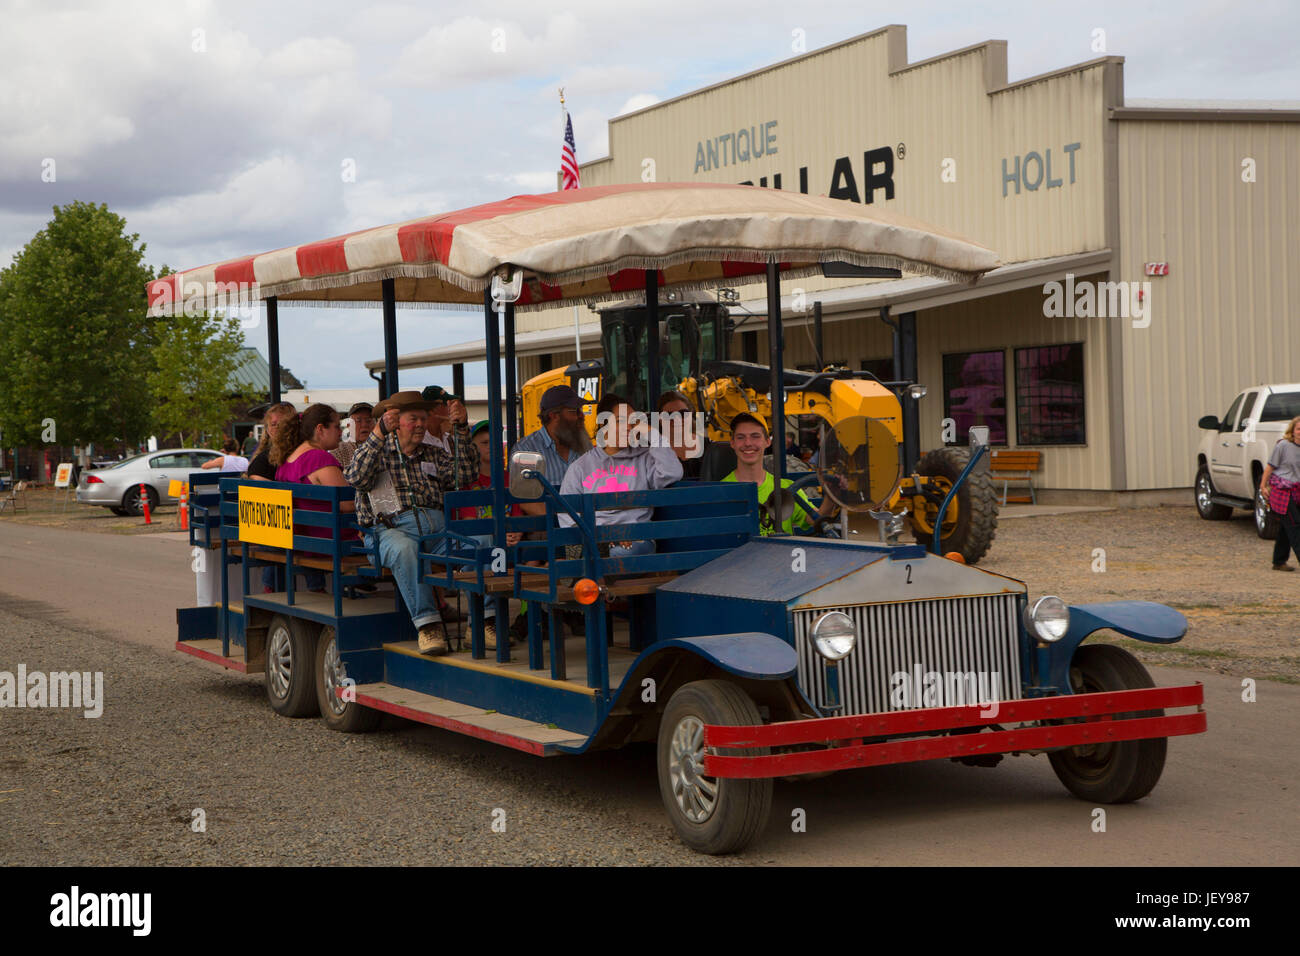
[[0, 606, 732, 866], [974, 505, 1300, 683]]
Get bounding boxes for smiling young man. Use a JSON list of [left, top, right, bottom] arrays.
[[724, 412, 835, 536]]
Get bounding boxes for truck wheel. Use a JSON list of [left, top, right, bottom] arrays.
[[1048, 644, 1166, 804], [315, 626, 380, 733], [657, 680, 772, 855], [909, 447, 998, 564], [1194, 467, 1231, 520], [1254, 482, 1280, 539], [265, 615, 320, 717]]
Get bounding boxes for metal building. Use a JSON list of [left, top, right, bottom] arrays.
[[372, 25, 1299, 501]]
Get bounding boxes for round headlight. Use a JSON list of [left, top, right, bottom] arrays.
[[1024, 595, 1070, 642], [812, 611, 856, 661]]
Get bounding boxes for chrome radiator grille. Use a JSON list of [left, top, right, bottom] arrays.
[[794, 594, 1023, 715]]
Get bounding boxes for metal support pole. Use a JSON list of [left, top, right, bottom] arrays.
[[452, 363, 465, 403], [504, 302, 518, 450], [766, 262, 785, 525], [899, 311, 920, 473], [644, 270, 659, 411], [813, 300, 824, 370], [483, 289, 506, 548], [382, 278, 399, 398], [266, 297, 281, 404]]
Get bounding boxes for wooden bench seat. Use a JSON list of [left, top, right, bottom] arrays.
[[244, 546, 391, 578], [989, 450, 1042, 505]]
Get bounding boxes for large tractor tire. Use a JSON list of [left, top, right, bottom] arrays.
[[909, 447, 999, 564]]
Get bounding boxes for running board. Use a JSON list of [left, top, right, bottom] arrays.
[[176, 639, 252, 673], [1210, 494, 1251, 509], [351, 682, 588, 755]]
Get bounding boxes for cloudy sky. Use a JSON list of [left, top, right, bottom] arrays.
[[3, 0, 1296, 391]]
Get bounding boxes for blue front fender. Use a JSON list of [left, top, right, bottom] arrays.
[[1043, 601, 1188, 692], [651, 633, 799, 680]]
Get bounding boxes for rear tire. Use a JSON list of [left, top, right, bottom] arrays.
[[315, 626, 380, 732], [657, 680, 772, 855], [1255, 482, 1280, 540], [909, 446, 999, 564], [1048, 644, 1167, 803], [1194, 467, 1231, 520], [265, 615, 320, 717], [122, 485, 159, 517]]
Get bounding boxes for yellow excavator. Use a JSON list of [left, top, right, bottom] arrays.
[[520, 295, 998, 562]]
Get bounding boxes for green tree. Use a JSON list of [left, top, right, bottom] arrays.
[[147, 311, 247, 447], [0, 201, 159, 448]]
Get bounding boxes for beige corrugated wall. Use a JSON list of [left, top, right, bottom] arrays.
[[1118, 120, 1300, 489], [524, 25, 1109, 332]]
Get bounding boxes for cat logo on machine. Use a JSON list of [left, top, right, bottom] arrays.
[[575, 375, 600, 403]]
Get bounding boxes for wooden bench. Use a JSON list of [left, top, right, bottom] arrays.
[[989, 450, 1042, 505], [240, 544, 391, 579]]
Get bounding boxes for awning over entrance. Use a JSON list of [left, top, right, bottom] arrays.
[[369, 249, 1109, 372], [145, 182, 998, 316]]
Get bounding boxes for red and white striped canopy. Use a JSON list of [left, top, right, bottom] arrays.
[[146, 182, 998, 314]]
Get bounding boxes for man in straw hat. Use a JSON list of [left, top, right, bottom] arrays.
[[344, 390, 478, 655]]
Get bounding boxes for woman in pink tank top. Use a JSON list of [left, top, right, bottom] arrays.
[[275, 404, 359, 542]]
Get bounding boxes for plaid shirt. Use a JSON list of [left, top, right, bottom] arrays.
[[344, 422, 478, 528]]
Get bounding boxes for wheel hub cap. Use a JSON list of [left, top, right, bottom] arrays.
[[669, 715, 718, 823], [322, 633, 346, 716], [268, 624, 292, 699]]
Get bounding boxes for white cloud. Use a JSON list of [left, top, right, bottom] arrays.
[[387, 13, 584, 87], [266, 37, 357, 76], [616, 93, 661, 116]]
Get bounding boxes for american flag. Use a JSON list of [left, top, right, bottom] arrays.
[[560, 112, 580, 190]]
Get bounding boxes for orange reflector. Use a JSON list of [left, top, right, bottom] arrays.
[[573, 578, 600, 605], [944, 551, 966, 563]]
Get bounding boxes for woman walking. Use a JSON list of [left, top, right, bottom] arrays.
[[1261, 415, 1300, 571]]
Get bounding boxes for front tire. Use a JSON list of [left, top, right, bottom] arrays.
[[315, 626, 380, 732], [1194, 467, 1231, 520], [265, 615, 320, 717], [657, 680, 772, 855], [1048, 644, 1167, 803]]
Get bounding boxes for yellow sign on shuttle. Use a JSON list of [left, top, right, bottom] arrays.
[[237, 485, 294, 549]]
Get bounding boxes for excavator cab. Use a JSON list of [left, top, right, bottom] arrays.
[[601, 297, 732, 409]]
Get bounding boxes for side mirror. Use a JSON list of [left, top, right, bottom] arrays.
[[509, 451, 545, 500], [1197, 415, 1221, 431]]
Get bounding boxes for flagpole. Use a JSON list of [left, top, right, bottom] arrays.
[[560, 87, 582, 360]]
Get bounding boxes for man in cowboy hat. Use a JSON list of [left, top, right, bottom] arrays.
[[344, 390, 478, 655]]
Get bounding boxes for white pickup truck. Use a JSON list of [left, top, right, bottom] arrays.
[[1196, 383, 1300, 538]]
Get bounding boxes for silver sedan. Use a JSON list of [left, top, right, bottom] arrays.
[[76, 448, 221, 515]]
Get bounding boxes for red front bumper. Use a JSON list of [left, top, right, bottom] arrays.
[[702, 684, 1206, 779]]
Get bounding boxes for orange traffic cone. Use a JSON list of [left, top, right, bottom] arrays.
[[140, 483, 152, 524], [179, 486, 189, 530]]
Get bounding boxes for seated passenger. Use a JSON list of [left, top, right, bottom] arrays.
[[344, 390, 478, 657], [455, 421, 523, 649], [724, 412, 836, 536], [331, 401, 375, 470], [656, 390, 703, 480], [275, 403, 359, 593], [559, 393, 682, 558]]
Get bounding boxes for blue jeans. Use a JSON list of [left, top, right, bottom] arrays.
[[609, 539, 653, 559], [368, 507, 447, 629]]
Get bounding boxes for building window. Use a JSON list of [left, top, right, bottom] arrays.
[[1015, 344, 1085, 445], [860, 358, 893, 382], [942, 350, 1007, 445]]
